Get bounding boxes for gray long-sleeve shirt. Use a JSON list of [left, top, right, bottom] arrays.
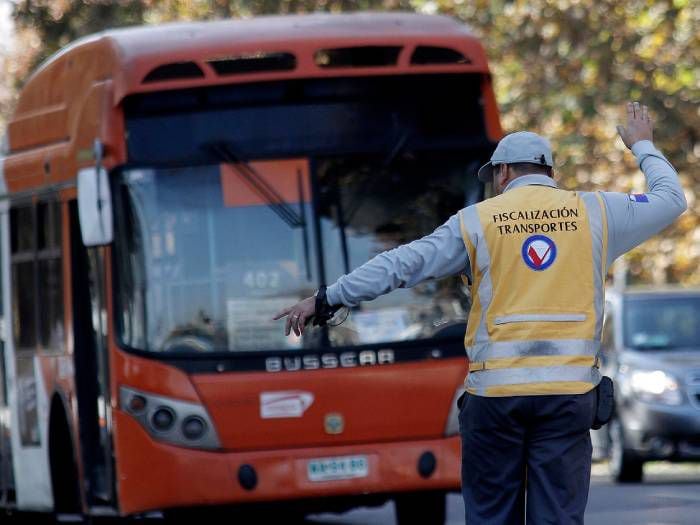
[[327, 140, 687, 307]]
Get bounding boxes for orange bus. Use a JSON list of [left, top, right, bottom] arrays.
[[0, 12, 501, 523]]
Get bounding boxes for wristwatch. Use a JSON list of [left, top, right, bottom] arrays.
[[313, 285, 341, 326]]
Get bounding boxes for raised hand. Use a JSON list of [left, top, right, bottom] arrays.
[[616, 101, 653, 150]]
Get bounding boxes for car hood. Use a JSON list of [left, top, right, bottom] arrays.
[[621, 348, 700, 376]]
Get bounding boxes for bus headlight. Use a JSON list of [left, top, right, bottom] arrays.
[[120, 386, 221, 450], [182, 415, 208, 440], [444, 387, 466, 437], [630, 370, 683, 406], [151, 407, 176, 432]]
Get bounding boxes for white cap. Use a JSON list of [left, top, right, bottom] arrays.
[[477, 131, 553, 182]]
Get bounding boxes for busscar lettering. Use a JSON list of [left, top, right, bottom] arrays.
[[303, 355, 320, 370], [359, 351, 376, 366], [377, 349, 395, 364], [284, 357, 301, 371], [493, 207, 580, 235], [321, 353, 339, 368], [340, 352, 357, 367], [266, 350, 396, 372]]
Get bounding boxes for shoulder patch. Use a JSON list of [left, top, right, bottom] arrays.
[[628, 193, 649, 203]]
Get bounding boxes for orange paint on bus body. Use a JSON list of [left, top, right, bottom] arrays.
[[2, 13, 501, 516]]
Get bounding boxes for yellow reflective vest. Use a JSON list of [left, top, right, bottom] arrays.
[[458, 184, 608, 396]]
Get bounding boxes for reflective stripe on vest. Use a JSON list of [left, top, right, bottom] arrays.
[[459, 186, 607, 396]]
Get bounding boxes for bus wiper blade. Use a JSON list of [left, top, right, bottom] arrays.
[[382, 130, 411, 167], [205, 142, 304, 229], [297, 168, 311, 281], [206, 142, 312, 282]]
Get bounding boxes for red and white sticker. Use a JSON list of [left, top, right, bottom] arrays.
[[260, 390, 314, 419]]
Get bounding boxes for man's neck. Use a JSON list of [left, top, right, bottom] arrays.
[[502, 174, 557, 193]]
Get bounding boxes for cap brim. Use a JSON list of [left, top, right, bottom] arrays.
[[477, 161, 494, 182]]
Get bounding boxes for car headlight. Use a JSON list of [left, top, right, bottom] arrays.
[[630, 370, 682, 405], [444, 387, 465, 437]]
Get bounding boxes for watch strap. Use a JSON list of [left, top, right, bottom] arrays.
[[313, 285, 341, 327]]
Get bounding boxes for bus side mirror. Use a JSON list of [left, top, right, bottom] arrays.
[[77, 166, 113, 246]]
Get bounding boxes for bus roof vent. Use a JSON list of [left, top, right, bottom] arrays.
[[410, 46, 471, 65], [143, 62, 205, 83], [208, 52, 297, 76], [314, 46, 402, 68]]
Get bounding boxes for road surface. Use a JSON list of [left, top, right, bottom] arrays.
[[308, 463, 700, 525], [4, 463, 700, 524]]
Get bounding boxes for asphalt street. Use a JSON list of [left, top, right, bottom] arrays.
[[5, 463, 700, 524], [307, 463, 700, 525]]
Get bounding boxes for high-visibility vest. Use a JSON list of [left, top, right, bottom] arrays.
[[458, 184, 608, 396]]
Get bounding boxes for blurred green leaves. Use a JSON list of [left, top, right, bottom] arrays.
[[424, 0, 698, 285], [5, 0, 699, 284]]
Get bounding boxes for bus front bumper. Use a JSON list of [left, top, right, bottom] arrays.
[[114, 411, 462, 515]]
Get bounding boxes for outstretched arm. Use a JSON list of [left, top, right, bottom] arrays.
[[327, 215, 469, 306], [273, 214, 469, 336], [602, 102, 687, 266]]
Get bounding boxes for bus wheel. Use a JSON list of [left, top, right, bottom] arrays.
[[394, 492, 446, 525], [49, 397, 82, 515]]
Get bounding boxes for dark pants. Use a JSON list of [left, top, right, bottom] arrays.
[[459, 390, 596, 525]]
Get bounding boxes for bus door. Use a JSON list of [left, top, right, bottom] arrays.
[[0, 201, 13, 505], [69, 201, 114, 506], [0, 349, 11, 507], [0, 342, 8, 506]]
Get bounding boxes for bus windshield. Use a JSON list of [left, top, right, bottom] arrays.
[[115, 152, 481, 354]]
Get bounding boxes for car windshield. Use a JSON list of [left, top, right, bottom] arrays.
[[624, 296, 700, 350], [114, 152, 481, 354]]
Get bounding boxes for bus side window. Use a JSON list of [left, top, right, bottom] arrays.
[[0, 209, 4, 408], [10, 205, 36, 351], [36, 201, 64, 352], [10, 204, 41, 446]]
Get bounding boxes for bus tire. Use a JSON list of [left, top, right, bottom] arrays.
[[49, 396, 82, 514], [394, 491, 446, 525]]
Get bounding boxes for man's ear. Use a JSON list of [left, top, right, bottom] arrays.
[[494, 165, 506, 192]]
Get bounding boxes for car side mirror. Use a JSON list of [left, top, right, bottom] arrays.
[[77, 140, 113, 246]]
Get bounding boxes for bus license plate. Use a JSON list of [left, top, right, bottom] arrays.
[[307, 455, 369, 482]]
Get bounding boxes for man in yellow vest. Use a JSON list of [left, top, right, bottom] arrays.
[[274, 102, 686, 523]]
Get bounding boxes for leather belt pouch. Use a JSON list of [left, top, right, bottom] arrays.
[[457, 391, 466, 410], [592, 376, 614, 430]]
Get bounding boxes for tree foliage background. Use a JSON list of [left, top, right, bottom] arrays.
[[1, 0, 698, 284]]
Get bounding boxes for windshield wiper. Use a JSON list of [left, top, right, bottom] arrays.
[[205, 142, 304, 228], [205, 141, 311, 280], [296, 167, 311, 280]]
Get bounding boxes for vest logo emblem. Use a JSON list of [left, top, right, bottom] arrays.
[[521, 234, 557, 271]]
